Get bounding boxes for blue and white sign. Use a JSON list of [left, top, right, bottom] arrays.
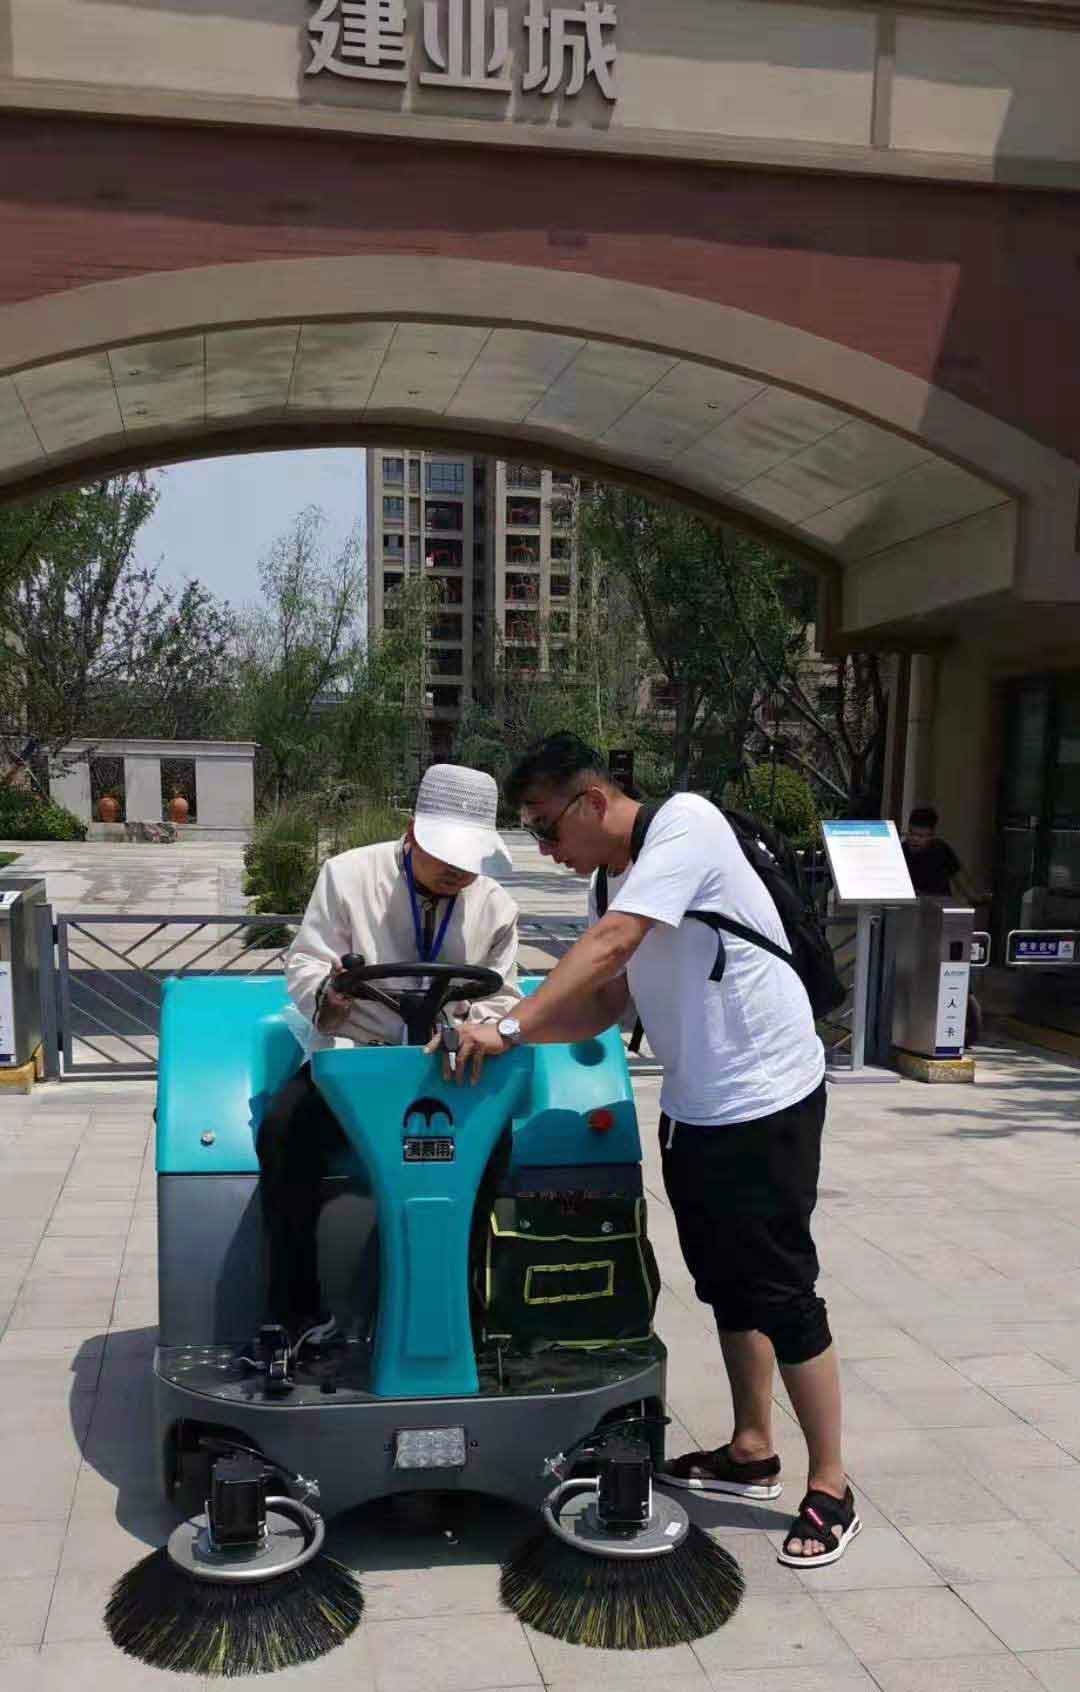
[[1007, 930, 1080, 965], [822, 820, 917, 906]]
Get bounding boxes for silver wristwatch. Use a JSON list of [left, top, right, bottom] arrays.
[[497, 1016, 524, 1047]]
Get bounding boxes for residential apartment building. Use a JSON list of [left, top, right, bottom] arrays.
[[365, 449, 579, 762]]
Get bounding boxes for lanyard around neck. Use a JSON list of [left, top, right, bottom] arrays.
[[404, 850, 456, 964]]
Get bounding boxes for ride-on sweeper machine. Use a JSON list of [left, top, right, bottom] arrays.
[[114, 958, 740, 1671]]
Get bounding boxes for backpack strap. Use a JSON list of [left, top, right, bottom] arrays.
[[686, 910, 798, 984], [594, 801, 659, 919]]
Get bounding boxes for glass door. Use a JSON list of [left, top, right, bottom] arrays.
[[996, 680, 1051, 945]]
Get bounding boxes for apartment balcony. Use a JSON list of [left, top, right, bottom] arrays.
[[428, 655, 464, 679], [505, 574, 539, 603], [550, 575, 572, 599], [506, 498, 541, 528], [505, 543, 540, 566], [428, 685, 463, 716], [505, 464, 542, 490], [425, 540, 464, 568], [426, 501, 464, 532]]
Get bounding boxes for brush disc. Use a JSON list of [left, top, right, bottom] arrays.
[[105, 1545, 364, 1677], [500, 1519, 743, 1649]]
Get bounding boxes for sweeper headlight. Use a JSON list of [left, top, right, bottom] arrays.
[[394, 1426, 467, 1470]]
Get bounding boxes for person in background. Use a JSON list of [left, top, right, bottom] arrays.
[[902, 805, 989, 903], [902, 804, 990, 1042]]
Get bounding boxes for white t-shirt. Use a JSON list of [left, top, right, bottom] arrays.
[[597, 794, 824, 1126]]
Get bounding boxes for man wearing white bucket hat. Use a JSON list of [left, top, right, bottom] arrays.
[[258, 764, 520, 1345]]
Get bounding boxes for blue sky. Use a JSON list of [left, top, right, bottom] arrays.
[[135, 449, 366, 609]]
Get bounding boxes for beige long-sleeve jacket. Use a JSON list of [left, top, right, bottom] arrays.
[[285, 838, 521, 1051]]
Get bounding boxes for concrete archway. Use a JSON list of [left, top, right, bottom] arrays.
[[1, 255, 1074, 651]]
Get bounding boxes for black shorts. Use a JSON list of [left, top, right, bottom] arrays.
[[659, 1080, 831, 1366]]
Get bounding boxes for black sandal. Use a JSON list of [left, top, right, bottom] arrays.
[[660, 1443, 782, 1499], [777, 1485, 861, 1567]]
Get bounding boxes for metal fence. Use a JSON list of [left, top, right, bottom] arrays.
[[43, 912, 299, 1078], [39, 898, 862, 1081]]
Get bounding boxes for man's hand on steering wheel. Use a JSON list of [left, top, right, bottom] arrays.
[[316, 956, 353, 1033], [424, 1018, 509, 1084]]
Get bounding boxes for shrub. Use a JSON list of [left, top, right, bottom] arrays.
[[328, 803, 402, 858], [0, 786, 87, 841], [243, 806, 319, 919], [725, 763, 820, 850], [243, 801, 402, 932]]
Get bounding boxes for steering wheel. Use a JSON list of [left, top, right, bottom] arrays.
[[331, 955, 503, 1046]]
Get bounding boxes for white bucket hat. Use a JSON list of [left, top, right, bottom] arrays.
[[412, 764, 512, 876]]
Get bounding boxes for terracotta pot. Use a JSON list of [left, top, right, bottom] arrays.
[[97, 795, 120, 823], [168, 793, 190, 825]]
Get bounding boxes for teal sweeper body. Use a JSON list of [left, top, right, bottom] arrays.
[[152, 967, 667, 1517]]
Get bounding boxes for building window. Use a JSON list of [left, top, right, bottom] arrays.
[[551, 536, 572, 561], [409, 460, 420, 492], [506, 498, 541, 528], [550, 574, 571, 598], [408, 536, 419, 564], [382, 456, 405, 483], [383, 495, 405, 522], [383, 572, 403, 595], [426, 501, 463, 532], [551, 500, 573, 529], [506, 462, 542, 490], [426, 538, 463, 567], [384, 533, 405, 556], [429, 651, 461, 677], [426, 461, 465, 495], [410, 498, 421, 527]]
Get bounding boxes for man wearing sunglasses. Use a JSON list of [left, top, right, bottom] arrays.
[[446, 733, 855, 1571]]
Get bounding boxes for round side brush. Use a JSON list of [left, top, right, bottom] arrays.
[[501, 1434, 743, 1650], [105, 1453, 363, 1677]]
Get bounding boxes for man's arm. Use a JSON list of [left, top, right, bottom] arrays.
[[512, 911, 651, 1043], [285, 861, 353, 1034], [446, 912, 649, 1082]]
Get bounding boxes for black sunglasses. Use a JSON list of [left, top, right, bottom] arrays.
[[523, 790, 587, 845]]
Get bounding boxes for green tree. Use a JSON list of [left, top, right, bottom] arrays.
[[579, 489, 803, 790], [234, 506, 364, 806], [726, 761, 820, 848], [0, 475, 159, 784], [87, 575, 238, 741]]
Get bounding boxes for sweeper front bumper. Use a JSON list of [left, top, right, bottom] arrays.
[[155, 1337, 666, 1516]]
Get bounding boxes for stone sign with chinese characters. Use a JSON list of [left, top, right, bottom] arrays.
[[306, 0, 618, 100]]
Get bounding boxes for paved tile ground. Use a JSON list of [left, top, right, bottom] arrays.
[[1, 839, 1080, 1687]]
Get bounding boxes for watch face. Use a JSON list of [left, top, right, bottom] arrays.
[[499, 1018, 520, 1041]]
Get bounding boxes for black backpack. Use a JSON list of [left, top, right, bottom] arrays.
[[596, 800, 845, 1022]]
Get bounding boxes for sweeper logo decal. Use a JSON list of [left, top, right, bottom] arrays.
[[402, 1096, 455, 1161]]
